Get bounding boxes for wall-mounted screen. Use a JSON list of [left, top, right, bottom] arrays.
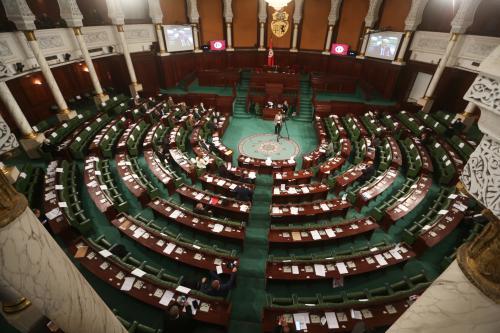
[[330, 43, 349, 56], [163, 25, 194, 52], [365, 31, 403, 61], [210, 40, 226, 51]]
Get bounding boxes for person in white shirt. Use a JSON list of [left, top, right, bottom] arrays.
[[274, 112, 283, 142]]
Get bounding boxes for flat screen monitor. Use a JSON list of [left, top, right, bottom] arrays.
[[330, 43, 349, 56], [210, 40, 226, 51], [365, 31, 403, 61], [163, 25, 194, 52]]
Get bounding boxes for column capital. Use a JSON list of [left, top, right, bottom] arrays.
[[292, 0, 304, 24], [105, 0, 125, 25], [258, 0, 267, 23], [223, 0, 233, 23], [364, 0, 383, 28], [451, 0, 482, 34], [186, 0, 200, 24], [404, 0, 429, 31], [2, 0, 36, 31], [0, 171, 27, 228], [327, 0, 342, 26], [147, 0, 163, 24], [56, 0, 84, 28]]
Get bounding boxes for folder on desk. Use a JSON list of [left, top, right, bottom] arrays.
[[324, 312, 339, 329], [291, 232, 302, 241], [310, 230, 321, 240]]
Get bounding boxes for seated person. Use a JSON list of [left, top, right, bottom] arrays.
[[326, 141, 335, 156], [359, 161, 375, 182], [233, 184, 253, 201], [200, 267, 237, 297], [163, 301, 195, 333], [274, 315, 296, 333], [194, 202, 211, 216], [445, 118, 465, 137]]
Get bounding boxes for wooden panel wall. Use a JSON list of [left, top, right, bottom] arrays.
[[161, 0, 188, 25], [378, 0, 411, 31], [419, 0, 462, 32], [76, 0, 110, 26], [299, 0, 330, 51], [335, 0, 369, 51], [198, 0, 224, 45], [232, 0, 258, 48], [467, 0, 500, 38], [266, 2, 294, 49]]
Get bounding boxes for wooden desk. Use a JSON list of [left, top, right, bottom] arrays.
[[382, 174, 433, 229], [411, 138, 433, 174], [116, 120, 141, 153], [318, 156, 346, 179], [273, 170, 313, 185], [387, 136, 402, 167], [355, 167, 399, 210], [83, 156, 119, 219], [413, 196, 467, 254], [148, 198, 245, 242], [238, 155, 296, 175], [88, 118, 122, 155], [72, 238, 232, 327], [268, 217, 378, 245], [43, 161, 70, 235], [302, 144, 328, 170], [270, 199, 351, 223], [211, 132, 233, 163], [111, 214, 238, 273], [143, 150, 176, 195], [200, 173, 255, 199], [223, 164, 257, 184], [115, 153, 150, 205], [334, 164, 369, 194], [177, 185, 251, 222], [328, 115, 348, 138], [271, 183, 329, 204], [266, 243, 414, 281], [169, 149, 196, 182]]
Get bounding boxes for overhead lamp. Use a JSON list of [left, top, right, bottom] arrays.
[[265, 0, 292, 10]]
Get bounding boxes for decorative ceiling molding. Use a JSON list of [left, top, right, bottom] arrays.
[[223, 0, 233, 23], [1, 0, 36, 31], [451, 0, 482, 34], [404, 0, 429, 31], [186, 0, 200, 24], [105, 0, 125, 26], [147, 0, 163, 24], [327, 0, 342, 26], [364, 0, 383, 28], [56, 0, 83, 28]]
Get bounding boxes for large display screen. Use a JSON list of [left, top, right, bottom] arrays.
[[365, 31, 403, 61], [163, 25, 194, 52]]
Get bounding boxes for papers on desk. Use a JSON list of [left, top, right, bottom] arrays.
[[176, 285, 191, 294], [313, 264, 326, 277], [448, 193, 458, 199], [290, 207, 299, 215], [310, 230, 321, 240], [131, 268, 147, 277], [133, 228, 146, 238], [374, 254, 388, 266], [58, 202, 68, 208], [336, 262, 348, 274], [216, 265, 224, 275], [159, 290, 174, 306], [248, 171, 256, 179], [99, 249, 113, 258], [320, 203, 330, 212], [229, 184, 237, 190], [324, 312, 339, 329], [212, 224, 224, 233], [389, 248, 403, 260], [350, 309, 362, 320], [163, 243, 176, 255], [120, 277, 135, 291], [170, 210, 181, 219], [46, 208, 62, 220], [325, 228, 336, 238], [438, 209, 449, 215], [291, 265, 299, 275], [293, 313, 310, 330], [265, 158, 272, 166], [273, 187, 280, 195], [288, 187, 298, 194], [275, 173, 282, 179], [195, 193, 204, 200], [291, 232, 301, 241], [206, 176, 213, 183], [74, 246, 88, 258], [240, 204, 249, 212], [272, 206, 281, 214]]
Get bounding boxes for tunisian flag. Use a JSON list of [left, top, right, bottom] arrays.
[[267, 38, 274, 67]]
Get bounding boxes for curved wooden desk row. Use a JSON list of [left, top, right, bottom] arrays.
[[386, 136, 402, 167], [116, 120, 144, 153], [382, 174, 433, 230], [53, 114, 100, 155], [168, 125, 183, 149], [43, 161, 70, 235], [88, 117, 123, 154], [211, 132, 233, 162], [238, 155, 297, 175], [315, 117, 329, 145], [169, 148, 196, 182], [142, 122, 165, 151], [268, 217, 378, 245], [83, 156, 119, 219], [350, 116, 369, 138], [302, 142, 328, 170], [409, 137, 434, 174], [71, 239, 231, 326], [177, 185, 251, 222], [115, 153, 152, 205], [200, 173, 256, 199], [272, 182, 329, 204], [223, 163, 257, 183], [148, 197, 246, 242], [318, 155, 346, 179], [328, 115, 348, 138], [334, 163, 370, 194], [111, 213, 238, 273], [413, 196, 468, 254], [273, 170, 313, 185], [270, 198, 351, 223], [143, 149, 177, 195], [436, 138, 465, 171], [262, 296, 416, 333], [355, 167, 399, 210], [266, 244, 414, 281]]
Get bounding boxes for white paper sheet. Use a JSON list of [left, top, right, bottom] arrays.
[[325, 312, 339, 329], [120, 277, 135, 291], [159, 290, 174, 306], [163, 243, 176, 255], [314, 264, 326, 277]]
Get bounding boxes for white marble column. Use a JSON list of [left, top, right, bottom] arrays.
[[73, 28, 109, 105], [155, 24, 168, 55], [0, 279, 45, 333], [356, 29, 370, 58], [147, 0, 168, 55], [454, 101, 477, 129], [0, 174, 127, 333], [290, 24, 299, 52], [116, 25, 143, 96], [290, 0, 304, 52], [192, 24, 202, 53], [392, 31, 412, 65], [356, 0, 383, 59], [226, 23, 234, 51], [223, 0, 234, 51], [0, 81, 44, 158], [258, 0, 267, 51], [24, 31, 76, 121], [0, 162, 19, 184], [322, 0, 342, 55]]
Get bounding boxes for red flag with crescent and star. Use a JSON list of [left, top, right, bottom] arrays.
[[267, 38, 274, 67]]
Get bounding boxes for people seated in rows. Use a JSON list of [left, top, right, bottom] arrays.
[[445, 118, 465, 137], [359, 160, 375, 182], [163, 300, 196, 333], [199, 267, 238, 297], [420, 128, 433, 145], [194, 202, 212, 216], [233, 184, 253, 201]]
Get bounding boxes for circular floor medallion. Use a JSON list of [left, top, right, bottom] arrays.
[[238, 134, 300, 160]]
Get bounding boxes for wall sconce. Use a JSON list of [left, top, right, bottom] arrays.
[[82, 65, 89, 72], [33, 78, 43, 85], [15, 62, 24, 73], [64, 53, 71, 61]]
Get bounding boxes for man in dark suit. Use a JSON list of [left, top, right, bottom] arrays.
[[200, 267, 237, 297], [163, 302, 195, 333], [233, 184, 253, 201]]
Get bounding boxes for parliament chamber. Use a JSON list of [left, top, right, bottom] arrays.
[[0, 1, 499, 333]]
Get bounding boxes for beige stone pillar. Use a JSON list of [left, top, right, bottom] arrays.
[[155, 23, 168, 55], [258, 22, 266, 51], [392, 31, 412, 65], [0, 173, 127, 333], [192, 24, 202, 53], [0, 81, 44, 158], [322, 25, 334, 55], [115, 25, 143, 96], [23, 31, 76, 122], [290, 23, 299, 52], [226, 22, 234, 51]]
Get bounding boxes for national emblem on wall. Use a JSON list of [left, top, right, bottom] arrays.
[[271, 10, 289, 38]]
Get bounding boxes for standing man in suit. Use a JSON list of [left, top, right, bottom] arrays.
[[274, 112, 283, 142]]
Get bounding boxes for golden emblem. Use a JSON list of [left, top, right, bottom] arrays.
[[271, 10, 289, 38]]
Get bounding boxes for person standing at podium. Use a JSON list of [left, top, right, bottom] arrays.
[[274, 112, 283, 142]]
